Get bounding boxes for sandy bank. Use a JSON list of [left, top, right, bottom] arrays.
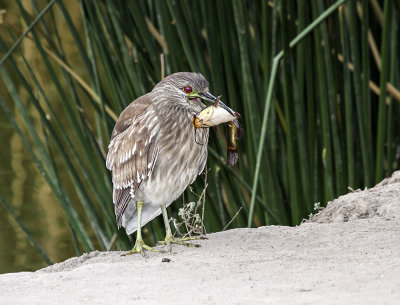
[[1, 172, 399, 305]]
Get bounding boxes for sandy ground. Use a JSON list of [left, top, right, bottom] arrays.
[[1, 173, 400, 305]]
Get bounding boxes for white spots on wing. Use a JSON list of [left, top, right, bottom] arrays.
[[129, 185, 135, 199], [107, 140, 114, 150], [138, 124, 145, 133], [149, 131, 156, 144], [148, 116, 158, 129], [106, 138, 119, 169], [132, 142, 137, 155], [113, 181, 120, 190], [136, 171, 140, 182], [128, 127, 135, 138], [148, 161, 152, 169], [139, 150, 142, 157], [106, 156, 114, 170], [119, 142, 137, 165], [142, 109, 153, 121]]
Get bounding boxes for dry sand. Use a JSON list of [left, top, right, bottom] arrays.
[[1, 172, 399, 305]]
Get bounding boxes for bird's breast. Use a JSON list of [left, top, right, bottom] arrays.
[[138, 110, 209, 206]]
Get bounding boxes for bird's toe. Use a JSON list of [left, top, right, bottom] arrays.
[[122, 239, 163, 257]]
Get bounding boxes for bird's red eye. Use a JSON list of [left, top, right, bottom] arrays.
[[184, 86, 192, 93]]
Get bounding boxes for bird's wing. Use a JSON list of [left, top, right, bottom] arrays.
[[106, 94, 160, 227]]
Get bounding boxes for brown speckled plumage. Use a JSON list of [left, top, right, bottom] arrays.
[[106, 72, 209, 234]]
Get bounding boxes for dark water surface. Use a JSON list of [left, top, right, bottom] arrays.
[[0, 107, 76, 273], [0, 1, 81, 273]]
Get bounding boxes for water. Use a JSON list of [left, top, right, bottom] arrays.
[[0, 0, 80, 274], [0, 121, 75, 273]]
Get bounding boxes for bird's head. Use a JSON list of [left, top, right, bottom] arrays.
[[152, 72, 234, 115]]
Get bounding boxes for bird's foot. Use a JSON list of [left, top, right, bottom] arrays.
[[122, 239, 162, 257], [158, 235, 207, 252]]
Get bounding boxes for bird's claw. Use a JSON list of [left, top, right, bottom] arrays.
[[158, 235, 207, 251], [123, 239, 163, 257]]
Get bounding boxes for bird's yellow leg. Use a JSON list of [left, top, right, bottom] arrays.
[[123, 200, 161, 256], [158, 204, 206, 251]]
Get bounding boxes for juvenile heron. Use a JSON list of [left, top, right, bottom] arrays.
[[106, 72, 233, 255]]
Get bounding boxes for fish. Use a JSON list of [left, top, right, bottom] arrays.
[[226, 118, 242, 166], [193, 96, 242, 166], [193, 96, 236, 128]]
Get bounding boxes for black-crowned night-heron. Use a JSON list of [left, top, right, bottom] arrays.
[[106, 72, 234, 255]]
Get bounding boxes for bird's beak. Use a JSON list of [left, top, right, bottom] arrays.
[[198, 92, 235, 116]]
